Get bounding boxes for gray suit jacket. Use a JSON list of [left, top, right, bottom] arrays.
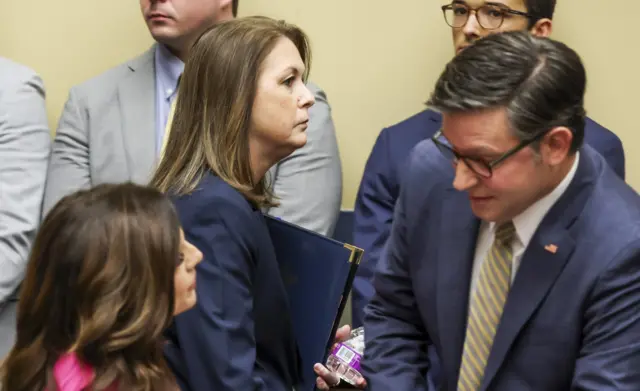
[[44, 45, 342, 236], [0, 57, 50, 356]]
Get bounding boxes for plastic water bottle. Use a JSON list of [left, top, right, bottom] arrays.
[[325, 327, 365, 386]]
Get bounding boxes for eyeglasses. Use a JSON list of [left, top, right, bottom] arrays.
[[441, 2, 531, 30], [431, 129, 548, 178]]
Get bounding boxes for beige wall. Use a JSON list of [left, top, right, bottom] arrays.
[[1, 0, 638, 208]]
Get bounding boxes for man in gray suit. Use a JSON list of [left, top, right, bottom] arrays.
[[44, 0, 343, 236], [0, 57, 51, 358]]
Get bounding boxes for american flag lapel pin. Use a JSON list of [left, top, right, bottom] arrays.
[[544, 244, 558, 254]]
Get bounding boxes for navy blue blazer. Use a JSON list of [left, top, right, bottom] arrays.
[[163, 173, 302, 391], [351, 109, 625, 327], [361, 141, 640, 390]]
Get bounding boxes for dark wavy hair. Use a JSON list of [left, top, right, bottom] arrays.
[[1, 183, 182, 391]]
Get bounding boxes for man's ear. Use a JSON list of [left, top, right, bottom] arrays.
[[530, 18, 552, 37], [541, 126, 573, 165]]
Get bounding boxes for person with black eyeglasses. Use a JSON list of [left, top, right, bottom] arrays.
[[348, 30, 640, 391], [315, 1, 627, 390]]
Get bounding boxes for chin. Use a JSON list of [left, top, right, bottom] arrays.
[[174, 294, 197, 315], [293, 132, 307, 148], [150, 28, 180, 44], [470, 204, 500, 223]]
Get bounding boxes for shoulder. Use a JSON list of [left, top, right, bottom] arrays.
[[52, 353, 95, 391], [0, 57, 43, 92], [584, 116, 622, 146], [577, 148, 640, 250], [382, 108, 441, 139], [373, 109, 442, 158], [67, 47, 155, 101], [400, 138, 454, 198], [361, 109, 444, 185], [172, 173, 260, 229]]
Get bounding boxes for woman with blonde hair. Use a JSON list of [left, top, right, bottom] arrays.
[[151, 16, 315, 391], [0, 183, 202, 391]]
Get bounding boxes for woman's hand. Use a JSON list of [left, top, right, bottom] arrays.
[[313, 325, 368, 390]]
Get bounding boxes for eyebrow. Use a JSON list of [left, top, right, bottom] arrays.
[[462, 146, 501, 157], [452, 0, 512, 7], [280, 65, 305, 77], [449, 142, 501, 157], [441, 130, 500, 156]]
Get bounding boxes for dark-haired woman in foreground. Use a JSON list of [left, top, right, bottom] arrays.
[[1, 183, 202, 391]]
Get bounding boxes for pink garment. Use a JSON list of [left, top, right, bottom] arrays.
[[52, 353, 117, 391]]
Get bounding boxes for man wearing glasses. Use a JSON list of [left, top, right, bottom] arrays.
[[313, 1, 627, 389], [363, 31, 640, 390], [350, 0, 625, 333]]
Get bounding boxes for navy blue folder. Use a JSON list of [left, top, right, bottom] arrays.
[[265, 215, 363, 391]]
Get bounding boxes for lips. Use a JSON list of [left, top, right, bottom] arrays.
[[470, 195, 494, 204], [148, 12, 171, 21]]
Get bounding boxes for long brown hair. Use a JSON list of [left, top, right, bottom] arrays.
[[0, 183, 181, 391], [150, 16, 311, 207]]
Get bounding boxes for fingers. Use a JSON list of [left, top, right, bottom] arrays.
[[314, 363, 340, 389], [334, 324, 352, 343], [316, 376, 330, 390]]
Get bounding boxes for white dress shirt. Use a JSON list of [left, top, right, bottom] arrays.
[[469, 152, 580, 301]]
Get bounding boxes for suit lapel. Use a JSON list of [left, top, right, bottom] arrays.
[[436, 188, 480, 385], [119, 46, 157, 184], [480, 151, 597, 390], [480, 228, 575, 389]]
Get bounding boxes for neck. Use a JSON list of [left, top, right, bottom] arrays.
[[248, 136, 277, 184], [529, 153, 576, 209], [549, 153, 576, 189], [163, 12, 235, 62], [165, 44, 188, 62]]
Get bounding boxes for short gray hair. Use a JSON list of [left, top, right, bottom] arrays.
[[427, 31, 586, 153]]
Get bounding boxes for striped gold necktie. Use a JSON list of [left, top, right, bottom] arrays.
[[457, 221, 516, 391]]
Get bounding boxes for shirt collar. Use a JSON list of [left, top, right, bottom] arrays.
[[155, 44, 184, 100], [488, 151, 580, 248]]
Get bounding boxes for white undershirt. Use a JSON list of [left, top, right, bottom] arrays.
[[469, 152, 580, 301]]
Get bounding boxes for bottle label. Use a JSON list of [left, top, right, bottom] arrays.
[[331, 342, 362, 372]]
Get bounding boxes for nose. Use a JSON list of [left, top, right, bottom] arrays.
[[298, 84, 315, 109], [452, 160, 479, 192], [462, 10, 482, 38], [187, 242, 203, 268], [193, 248, 203, 267]]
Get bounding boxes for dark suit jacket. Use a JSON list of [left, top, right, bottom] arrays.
[[361, 141, 640, 390], [351, 109, 626, 327], [164, 173, 302, 391]]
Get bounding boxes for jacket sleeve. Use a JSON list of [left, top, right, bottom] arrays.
[[351, 128, 396, 327], [571, 242, 640, 390], [173, 196, 268, 391], [42, 88, 91, 216], [360, 147, 432, 391], [0, 67, 50, 305]]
